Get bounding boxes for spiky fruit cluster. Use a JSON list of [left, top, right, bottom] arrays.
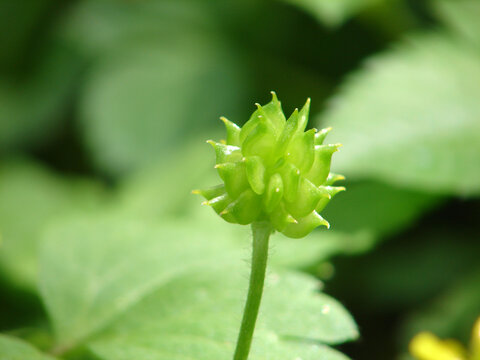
[[194, 93, 344, 238]]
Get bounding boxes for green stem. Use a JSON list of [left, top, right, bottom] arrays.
[[233, 221, 272, 360]]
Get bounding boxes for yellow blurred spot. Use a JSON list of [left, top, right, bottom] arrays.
[[409, 332, 467, 360], [472, 317, 480, 360]]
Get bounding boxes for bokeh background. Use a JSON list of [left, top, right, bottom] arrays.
[[1, 0, 480, 359]]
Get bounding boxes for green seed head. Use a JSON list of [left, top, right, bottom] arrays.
[[194, 92, 344, 238]]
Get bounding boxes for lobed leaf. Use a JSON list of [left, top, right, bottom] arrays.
[[88, 265, 356, 360], [38, 213, 357, 358]]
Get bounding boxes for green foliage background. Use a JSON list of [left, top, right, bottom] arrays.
[[0, 0, 479, 359]]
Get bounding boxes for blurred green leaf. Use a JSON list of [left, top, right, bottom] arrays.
[[0, 0, 55, 72], [116, 134, 218, 220], [0, 159, 105, 290], [282, 0, 385, 27], [61, 0, 249, 175], [322, 181, 442, 239], [38, 214, 356, 358], [333, 232, 480, 311], [0, 335, 55, 360], [59, 0, 219, 57], [272, 230, 374, 269], [79, 36, 248, 175], [434, 0, 480, 46], [318, 33, 480, 195], [0, 44, 81, 151]]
